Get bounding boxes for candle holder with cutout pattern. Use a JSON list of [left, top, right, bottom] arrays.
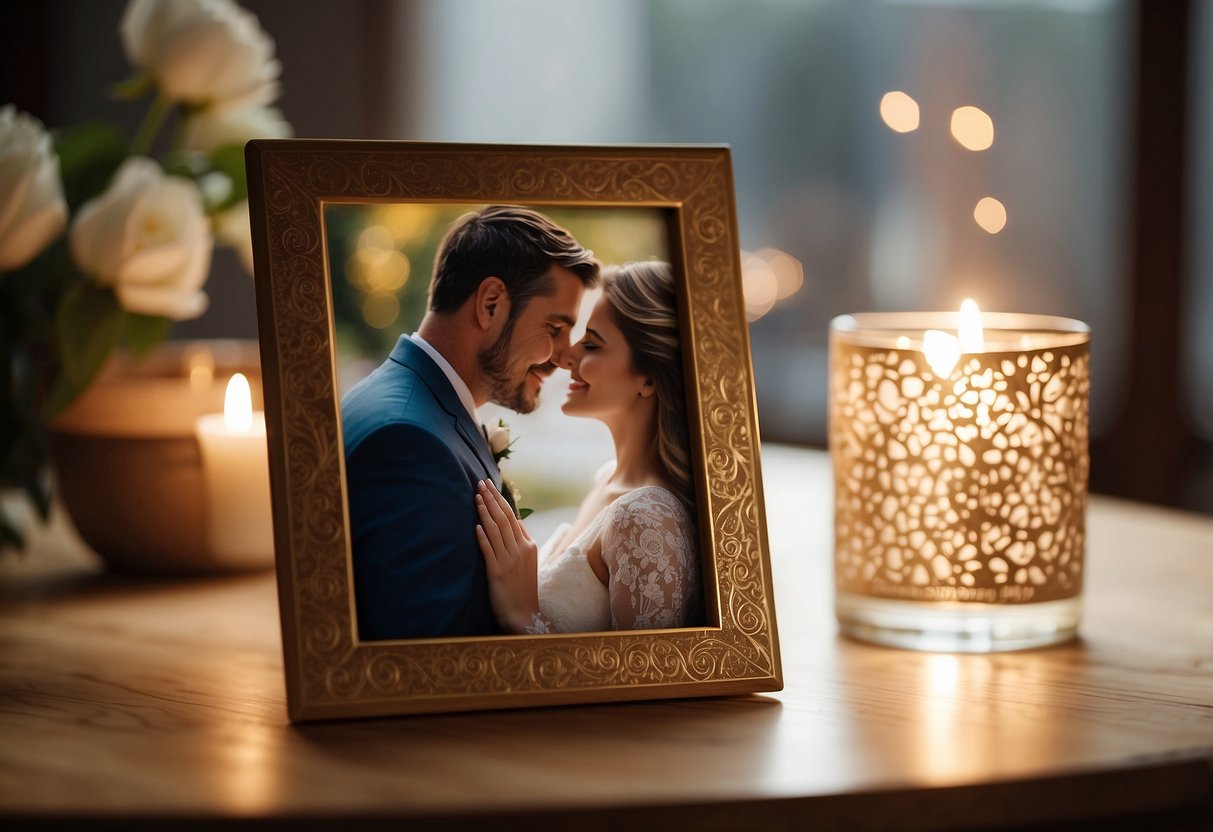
[[829, 312, 1090, 652]]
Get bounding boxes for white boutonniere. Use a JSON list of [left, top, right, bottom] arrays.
[[483, 419, 531, 519], [484, 418, 515, 464]]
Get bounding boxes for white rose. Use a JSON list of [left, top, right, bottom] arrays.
[[70, 157, 212, 320], [486, 421, 512, 457], [181, 105, 291, 155], [0, 106, 68, 271], [120, 0, 282, 114], [214, 199, 254, 275]]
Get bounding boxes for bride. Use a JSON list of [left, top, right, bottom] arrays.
[[474, 261, 700, 634]]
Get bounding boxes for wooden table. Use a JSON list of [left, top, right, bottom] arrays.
[[2, 446, 1211, 830]]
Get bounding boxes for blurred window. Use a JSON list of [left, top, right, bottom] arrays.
[[402, 0, 1132, 446]]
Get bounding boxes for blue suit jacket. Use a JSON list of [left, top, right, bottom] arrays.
[[342, 336, 502, 640]]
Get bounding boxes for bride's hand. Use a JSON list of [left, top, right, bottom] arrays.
[[474, 480, 540, 634]]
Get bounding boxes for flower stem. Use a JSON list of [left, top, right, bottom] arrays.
[[130, 94, 173, 157], [169, 103, 198, 156]]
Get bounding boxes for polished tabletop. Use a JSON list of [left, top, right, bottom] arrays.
[[2, 446, 1211, 830]]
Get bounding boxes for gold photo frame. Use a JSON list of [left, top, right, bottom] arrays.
[[246, 141, 781, 720]]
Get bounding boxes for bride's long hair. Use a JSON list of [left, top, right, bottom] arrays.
[[602, 261, 694, 511]]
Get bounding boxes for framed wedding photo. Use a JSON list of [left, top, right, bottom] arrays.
[[246, 141, 781, 720]]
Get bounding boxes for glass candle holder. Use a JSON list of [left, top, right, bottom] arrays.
[[829, 311, 1090, 652]]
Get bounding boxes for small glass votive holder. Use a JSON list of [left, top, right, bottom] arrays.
[[829, 312, 1090, 652]]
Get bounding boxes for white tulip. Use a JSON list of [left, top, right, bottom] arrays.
[[71, 157, 212, 320], [0, 106, 68, 271], [181, 105, 291, 155], [214, 200, 254, 275], [120, 0, 282, 114]]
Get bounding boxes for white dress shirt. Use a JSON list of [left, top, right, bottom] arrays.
[[409, 332, 479, 425]]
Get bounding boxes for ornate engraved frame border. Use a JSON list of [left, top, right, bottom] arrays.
[[246, 141, 781, 720]]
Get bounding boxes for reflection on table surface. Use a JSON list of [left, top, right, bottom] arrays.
[[1, 445, 1211, 829]]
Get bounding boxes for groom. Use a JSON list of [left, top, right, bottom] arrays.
[[342, 206, 599, 640]]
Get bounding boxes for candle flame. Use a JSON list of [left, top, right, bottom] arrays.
[[224, 373, 254, 433], [958, 298, 984, 353], [923, 330, 961, 378]]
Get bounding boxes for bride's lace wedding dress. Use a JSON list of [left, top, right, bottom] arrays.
[[529, 486, 698, 634]]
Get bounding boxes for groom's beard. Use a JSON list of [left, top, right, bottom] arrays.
[[479, 318, 542, 414]]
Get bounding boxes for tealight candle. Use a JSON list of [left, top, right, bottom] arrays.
[[195, 373, 274, 568], [829, 302, 1090, 651]]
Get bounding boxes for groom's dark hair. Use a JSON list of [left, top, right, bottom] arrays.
[[427, 205, 600, 318]]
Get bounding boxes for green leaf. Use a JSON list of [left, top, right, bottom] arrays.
[[54, 122, 128, 212], [518, 508, 533, 520], [0, 325, 47, 489], [44, 283, 123, 417], [123, 312, 171, 358], [0, 504, 26, 552], [208, 143, 248, 211]]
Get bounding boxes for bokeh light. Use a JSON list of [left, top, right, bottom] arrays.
[[973, 197, 1007, 233], [185, 345, 215, 391], [356, 224, 394, 252], [741, 250, 778, 321], [362, 293, 401, 329], [348, 248, 411, 293], [758, 247, 806, 300], [950, 105, 994, 151], [371, 203, 440, 247], [880, 91, 921, 133]]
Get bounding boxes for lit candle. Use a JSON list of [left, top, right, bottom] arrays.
[[829, 303, 1090, 652], [195, 373, 274, 568]]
